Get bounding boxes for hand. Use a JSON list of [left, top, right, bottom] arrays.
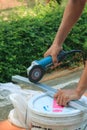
[[44, 44, 62, 68], [54, 89, 81, 106]]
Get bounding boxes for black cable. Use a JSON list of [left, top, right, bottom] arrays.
[[66, 50, 86, 66]]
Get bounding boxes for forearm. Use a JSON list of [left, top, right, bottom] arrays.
[[76, 61, 87, 97], [54, 0, 86, 47]]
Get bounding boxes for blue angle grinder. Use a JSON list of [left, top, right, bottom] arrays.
[[27, 50, 83, 83]]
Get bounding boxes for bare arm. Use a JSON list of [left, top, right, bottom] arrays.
[[54, 61, 87, 106], [44, 0, 87, 106], [54, 0, 86, 47], [44, 0, 86, 64], [76, 61, 87, 96]]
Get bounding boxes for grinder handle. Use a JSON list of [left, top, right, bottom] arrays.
[[37, 50, 66, 69]]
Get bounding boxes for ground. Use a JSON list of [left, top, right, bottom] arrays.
[[41, 66, 83, 83]]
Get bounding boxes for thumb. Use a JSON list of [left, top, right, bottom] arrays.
[[44, 51, 49, 57]]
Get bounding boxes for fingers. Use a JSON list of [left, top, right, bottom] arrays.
[[51, 62, 61, 69], [56, 95, 69, 106], [44, 52, 60, 68], [54, 88, 80, 106], [44, 51, 58, 64], [44, 45, 63, 68], [52, 55, 58, 65], [44, 51, 48, 57], [54, 89, 70, 106]]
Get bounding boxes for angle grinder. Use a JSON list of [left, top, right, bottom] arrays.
[[27, 50, 83, 83]]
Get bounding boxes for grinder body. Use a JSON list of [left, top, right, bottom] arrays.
[[27, 50, 67, 83], [33, 50, 66, 69], [27, 50, 82, 83]]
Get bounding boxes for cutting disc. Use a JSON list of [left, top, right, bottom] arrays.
[[28, 65, 45, 83]]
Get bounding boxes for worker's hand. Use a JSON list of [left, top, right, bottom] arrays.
[[54, 89, 81, 106], [44, 44, 62, 68]]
